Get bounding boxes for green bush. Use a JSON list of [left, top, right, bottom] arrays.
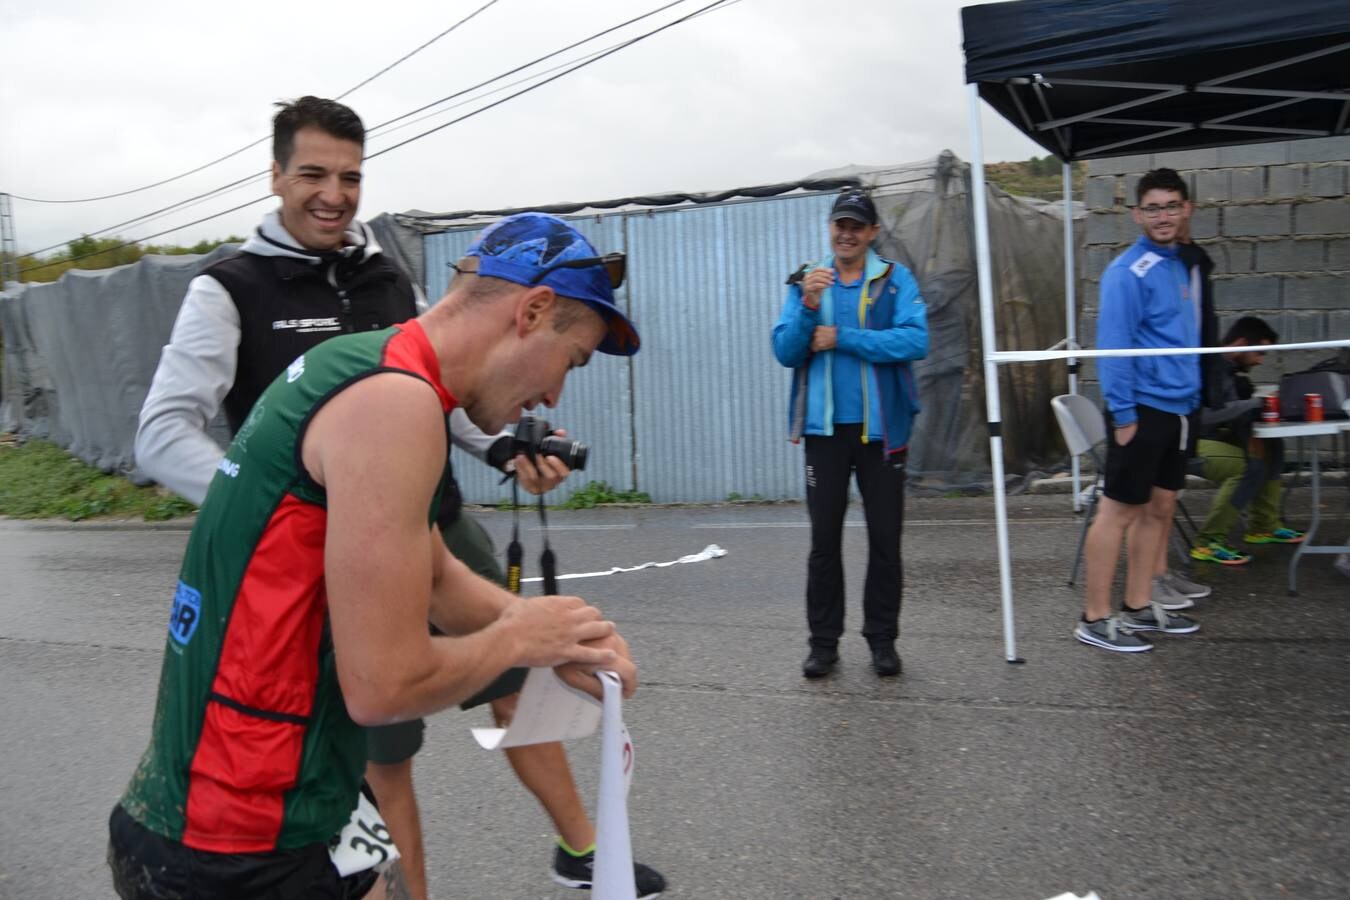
[[561, 481, 651, 510]]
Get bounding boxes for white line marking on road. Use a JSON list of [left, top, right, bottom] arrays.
[[693, 518, 1079, 529]]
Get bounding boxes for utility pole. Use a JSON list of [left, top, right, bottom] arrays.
[[0, 193, 19, 287]]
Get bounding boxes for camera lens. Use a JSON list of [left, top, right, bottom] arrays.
[[538, 436, 587, 471]]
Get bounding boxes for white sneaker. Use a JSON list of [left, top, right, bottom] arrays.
[[1152, 575, 1195, 611], [1162, 569, 1211, 599]]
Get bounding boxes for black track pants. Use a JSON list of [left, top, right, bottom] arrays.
[[803, 425, 906, 652]]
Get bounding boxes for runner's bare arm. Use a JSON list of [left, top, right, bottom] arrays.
[[306, 373, 621, 723]]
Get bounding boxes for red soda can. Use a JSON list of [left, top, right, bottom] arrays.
[[1304, 393, 1324, 422], [1262, 394, 1280, 423]]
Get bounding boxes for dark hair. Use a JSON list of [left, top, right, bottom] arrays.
[[1222, 315, 1278, 346], [272, 96, 365, 169], [1136, 167, 1189, 204]]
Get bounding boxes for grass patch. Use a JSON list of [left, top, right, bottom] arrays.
[[0, 438, 197, 521], [561, 480, 651, 510]]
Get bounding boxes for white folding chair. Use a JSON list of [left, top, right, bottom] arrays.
[[1051, 394, 1106, 586], [1052, 394, 1200, 585]]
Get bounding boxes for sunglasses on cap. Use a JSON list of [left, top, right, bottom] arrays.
[[527, 251, 627, 290]]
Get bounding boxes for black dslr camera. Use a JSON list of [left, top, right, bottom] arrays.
[[512, 415, 588, 471]]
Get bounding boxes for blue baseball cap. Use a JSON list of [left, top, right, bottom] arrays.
[[465, 213, 640, 356]]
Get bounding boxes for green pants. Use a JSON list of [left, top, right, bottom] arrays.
[[365, 513, 527, 765], [1195, 438, 1282, 544]]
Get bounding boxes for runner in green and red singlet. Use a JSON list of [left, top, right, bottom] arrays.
[[109, 213, 641, 900]]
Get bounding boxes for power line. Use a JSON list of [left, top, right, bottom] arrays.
[[5, 0, 500, 205], [364, 0, 693, 135], [367, 0, 734, 160], [17, 0, 737, 275], [16, 195, 273, 276], [22, 169, 272, 259], [20, 0, 706, 257], [335, 0, 499, 100]]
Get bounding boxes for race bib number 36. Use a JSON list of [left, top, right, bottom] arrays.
[[329, 791, 400, 877]]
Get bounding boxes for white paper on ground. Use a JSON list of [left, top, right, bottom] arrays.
[[591, 670, 636, 900], [521, 543, 727, 583], [1043, 893, 1103, 900], [471, 667, 600, 749]]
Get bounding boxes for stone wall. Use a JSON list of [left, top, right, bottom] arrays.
[[1080, 137, 1350, 399]]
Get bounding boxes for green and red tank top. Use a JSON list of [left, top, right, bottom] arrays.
[[120, 320, 454, 853]]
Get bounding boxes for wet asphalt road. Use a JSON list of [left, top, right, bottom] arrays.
[[1, 492, 1348, 900]]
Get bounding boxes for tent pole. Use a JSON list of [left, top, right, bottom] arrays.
[[967, 84, 1022, 664], [1063, 161, 1082, 512]]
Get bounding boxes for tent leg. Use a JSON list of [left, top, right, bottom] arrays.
[[1063, 161, 1082, 512], [968, 83, 1023, 664]]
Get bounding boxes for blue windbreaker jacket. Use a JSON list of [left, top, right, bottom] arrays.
[[1096, 236, 1201, 425], [771, 248, 928, 455]]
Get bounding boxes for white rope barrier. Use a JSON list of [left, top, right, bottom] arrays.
[[988, 337, 1350, 364]]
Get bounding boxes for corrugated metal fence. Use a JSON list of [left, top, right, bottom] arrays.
[[424, 192, 837, 505]]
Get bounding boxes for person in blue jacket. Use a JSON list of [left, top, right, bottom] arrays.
[[772, 189, 928, 679], [1076, 168, 1203, 653]]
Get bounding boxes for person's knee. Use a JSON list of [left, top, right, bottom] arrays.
[[365, 758, 414, 794], [490, 692, 520, 728], [1093, 496, 1142, 529], [1147, 490, 1177, 521]]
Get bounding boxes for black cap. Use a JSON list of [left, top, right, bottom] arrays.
[[830, 189, 877, 225]]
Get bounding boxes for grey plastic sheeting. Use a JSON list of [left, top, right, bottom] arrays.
[[0, 158, 1078, 502], [1, 245, 239, 476], [0, 213, 428, 481], [423, 154, 1080, 504]]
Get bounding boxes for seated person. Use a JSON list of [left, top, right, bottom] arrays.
[[1190, 316, 1304, 566]]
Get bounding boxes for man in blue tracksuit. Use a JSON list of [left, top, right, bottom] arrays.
[[1076, 168, 1203, 653], [772, 189, 928, 678]]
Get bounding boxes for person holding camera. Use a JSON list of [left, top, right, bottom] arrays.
[[771, 189, 929, 679], [129, 96, 664, 899]]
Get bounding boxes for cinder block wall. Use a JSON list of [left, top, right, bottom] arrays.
[[1080, 137, 1350, 400]]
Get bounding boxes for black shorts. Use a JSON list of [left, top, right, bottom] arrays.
[[1103, 403, 1194, 505], [364, 665, 529, 765], [108, 804, 379, 900]]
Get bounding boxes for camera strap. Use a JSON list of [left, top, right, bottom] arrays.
[[505, 477, 558, 595]]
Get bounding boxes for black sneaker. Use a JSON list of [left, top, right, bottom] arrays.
[[552, 844, 667, 898], [870, 643, 901, 677], [802, 649, 838, 678]]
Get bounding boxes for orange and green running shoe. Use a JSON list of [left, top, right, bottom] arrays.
[[1243, 527, 1305, 544], [1190, 541, 1252, 566]]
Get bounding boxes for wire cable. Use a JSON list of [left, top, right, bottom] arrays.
[[334, 0, 498, 100], [6, 1, 500, 205], [19, 0, 707, 257], [364, 0, 693, 135], [366, 0, 734, 161], [17, 195, 273, 276], [17, 0, 736, 275]]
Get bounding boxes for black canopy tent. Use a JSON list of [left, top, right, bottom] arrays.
[[959, 0, 1350, 660], [964, 0, 1350, 161]]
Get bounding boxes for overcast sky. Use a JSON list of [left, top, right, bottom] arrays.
[[1, 0, 1044, 256]]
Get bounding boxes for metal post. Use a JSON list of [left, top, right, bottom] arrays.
[[968, 84, 1022, 663], [1063, 162, 1082, 511], [0, 194, 19, 288]]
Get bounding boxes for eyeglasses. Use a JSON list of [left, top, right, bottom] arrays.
[[527, 252, 626, 290], [1137, 201, 1186, 218]]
